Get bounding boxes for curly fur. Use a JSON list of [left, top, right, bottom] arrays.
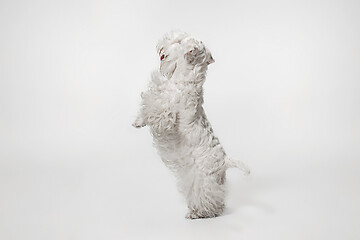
[[133, 31, 250, 219]]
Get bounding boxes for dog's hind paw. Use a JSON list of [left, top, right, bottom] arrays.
[[185, 211, 200, 220]]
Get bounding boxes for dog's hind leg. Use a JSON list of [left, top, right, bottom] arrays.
[[184, 175, 226, 219]]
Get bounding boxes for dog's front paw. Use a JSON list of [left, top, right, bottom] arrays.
[[243, 168, 250, 176], [242, 165, 251, 176], [132, 117, 146, 128]]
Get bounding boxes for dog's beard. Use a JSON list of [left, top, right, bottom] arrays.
[[160, 60, 177, 79]]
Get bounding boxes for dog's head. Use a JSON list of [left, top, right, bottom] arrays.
[[182, 38, 215, 67], [156, 31, 214, 79]]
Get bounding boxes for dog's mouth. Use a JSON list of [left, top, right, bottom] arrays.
[[160, 61, 177, 79]]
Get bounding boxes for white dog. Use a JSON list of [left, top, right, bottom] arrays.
[[133, 31, 250, 219]]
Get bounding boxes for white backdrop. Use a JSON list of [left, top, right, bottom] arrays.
[[1, 0, 359, 239]]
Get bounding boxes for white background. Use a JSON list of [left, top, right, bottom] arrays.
[[1, 0, 359, 239]]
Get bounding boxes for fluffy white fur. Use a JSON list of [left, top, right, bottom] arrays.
[[133, 31, 250, 219]]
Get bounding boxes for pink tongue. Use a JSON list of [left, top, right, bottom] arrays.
[[160, 55, 165, 61]]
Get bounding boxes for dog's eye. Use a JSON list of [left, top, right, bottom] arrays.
[[160, 54, 165, 61]]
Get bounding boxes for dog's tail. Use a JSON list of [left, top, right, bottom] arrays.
[[225, 156, 250, 176]]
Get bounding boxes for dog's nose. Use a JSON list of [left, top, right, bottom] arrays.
[[207, 57, 215, 65]]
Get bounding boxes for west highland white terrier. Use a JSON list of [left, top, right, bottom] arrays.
[[133, 31, 250, 219]]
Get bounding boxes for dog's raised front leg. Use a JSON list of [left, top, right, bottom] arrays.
[[133, 92, 148, 128], [132, 114, 146, 128]]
